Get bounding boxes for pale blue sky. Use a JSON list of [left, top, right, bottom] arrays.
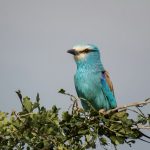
[[0, 0, 150, 149]]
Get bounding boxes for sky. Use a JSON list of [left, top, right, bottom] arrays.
[[0, 0, 150, 149]]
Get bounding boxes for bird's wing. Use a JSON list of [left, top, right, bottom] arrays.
[[103, 70, 115, 96], [101, 70, 117, 109]]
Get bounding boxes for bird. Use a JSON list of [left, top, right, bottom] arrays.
[[67, 44, 117, 111]]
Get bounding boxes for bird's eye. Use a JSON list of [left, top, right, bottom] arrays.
[[79, 49, 91, 54], [84, 49, 90, 53]]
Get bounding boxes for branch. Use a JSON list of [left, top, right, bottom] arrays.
[[132, 125, 150, 130], [107, 98, 150, 114]]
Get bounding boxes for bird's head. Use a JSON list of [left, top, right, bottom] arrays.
[[67, 44, 100, 62], [67, 44, 104, 71]]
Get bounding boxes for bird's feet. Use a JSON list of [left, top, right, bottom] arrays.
[[99, 109, 106, 115]]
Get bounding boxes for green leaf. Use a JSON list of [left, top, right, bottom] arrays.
[[85, 135, 91, 142], [32, 102, 39, 110], [62, 111, 72, 121], [110, 124, 122, 131], [99, 137, 107, 145], [116, 111, 128, 118], [58, 89, 66, 94], [137, 115, 147, 125], [16, 90, 22, 101], [12, 120, 20, 128], [110, 135, 124, 145], [78, 129, 89, 135], [148, 114, 150, 125], [125, 119, 133, 126], [23, 97, 32, 112], [52, 105, 58, 113], [36, 93, 40, 102]]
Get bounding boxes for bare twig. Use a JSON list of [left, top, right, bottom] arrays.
[[132, 125, 150, 130], [139, 138, 150, 144], [136, 106, 146, 117], [18, 112, 35, 117], [127, 108, 144, 116], [14, 111, 22, 121], [106, 98, 150, 114], [62, 92, 79, 102]]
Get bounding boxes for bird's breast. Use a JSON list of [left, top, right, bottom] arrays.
[[74, 71, 101, 101]]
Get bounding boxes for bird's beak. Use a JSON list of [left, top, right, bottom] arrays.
[[67, 49, 77, 55]]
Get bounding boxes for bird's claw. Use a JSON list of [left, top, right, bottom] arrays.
[[99, 109, 106, 115]]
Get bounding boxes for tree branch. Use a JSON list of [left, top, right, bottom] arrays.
[[106, 98, 150, 114], [132, 125, 150, 130]]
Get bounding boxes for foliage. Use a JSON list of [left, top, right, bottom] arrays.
[[0, 90, 150, 150]]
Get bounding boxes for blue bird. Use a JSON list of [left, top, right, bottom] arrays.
[[67, 44, 117, 111]]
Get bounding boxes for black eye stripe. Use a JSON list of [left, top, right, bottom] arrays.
[[79, 49, 97, 54], [81, 49, 90, 53]]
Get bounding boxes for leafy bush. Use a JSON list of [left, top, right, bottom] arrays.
[[0, 90, 150, 150]]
